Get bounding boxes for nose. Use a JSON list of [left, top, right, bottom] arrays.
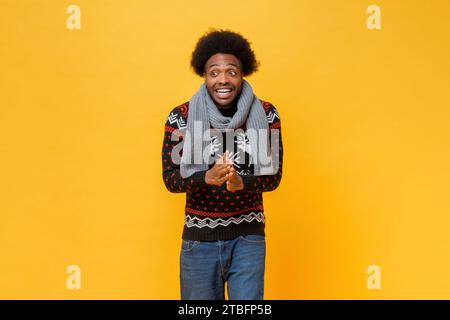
[[217, 72, 228, 85]]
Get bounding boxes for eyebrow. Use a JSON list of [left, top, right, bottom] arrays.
[[207, 63, 240, 70]]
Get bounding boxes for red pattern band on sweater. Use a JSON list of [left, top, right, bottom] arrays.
[[185, 205, 264, 217], [165, 125, 184, 137], [271, 122, 281, 129]]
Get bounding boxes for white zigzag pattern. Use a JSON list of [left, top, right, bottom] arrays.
[[167, 112, 186, 129], [168, 110, 277, 128], [266, 110, 279, 124], [185, 212, 265, 229]]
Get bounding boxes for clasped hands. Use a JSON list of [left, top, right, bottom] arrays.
[[204, 151, 244, 192]]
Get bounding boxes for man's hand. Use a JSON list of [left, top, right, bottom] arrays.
[[223, 152, 244, 192], [205, 151, 244, 191], [204, 152, 231, 186], [226, 166, 244, 192]]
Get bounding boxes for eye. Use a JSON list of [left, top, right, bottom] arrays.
[[210, 71, 218, 77], [229, 70, 237, 76]]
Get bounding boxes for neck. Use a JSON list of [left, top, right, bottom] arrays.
[[217, 102, 237, 110]]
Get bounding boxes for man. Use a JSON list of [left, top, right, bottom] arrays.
[[162, 29, 283, 300]]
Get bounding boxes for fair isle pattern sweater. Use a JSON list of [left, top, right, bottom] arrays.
[[162, 100, 283, 241]]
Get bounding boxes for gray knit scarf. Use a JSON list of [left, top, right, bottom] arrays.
[[180, 79, 277, 178]]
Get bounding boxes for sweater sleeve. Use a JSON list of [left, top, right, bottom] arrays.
[[240, 103, 283, 193], [162, 106, 208, 193]]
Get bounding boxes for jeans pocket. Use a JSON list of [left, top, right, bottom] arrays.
[[239, 234, 266, 243], [181, 239, 200, 252]]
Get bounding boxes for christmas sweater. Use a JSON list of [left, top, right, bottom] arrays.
[[162, 99, 283, 241]]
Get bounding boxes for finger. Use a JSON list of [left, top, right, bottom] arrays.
[[224, 150, 232, 164], [227, 172, 236, 183], [216, 169, 230, 180], [216, 154, 224, 164], [226, 181, 236, 192], [218, 166, 229, 175], [221, 152, 227, 164], [213, 164, 226, 173], [213, 159, 228, 169], [218, 175, 229, 185]]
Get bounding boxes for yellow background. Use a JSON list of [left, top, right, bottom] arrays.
[[1, 0, 450, 299]]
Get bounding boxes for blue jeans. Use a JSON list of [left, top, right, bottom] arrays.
[[180, 234, 266, 300]]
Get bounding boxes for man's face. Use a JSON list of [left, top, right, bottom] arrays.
[[203, 53, 243, 109]]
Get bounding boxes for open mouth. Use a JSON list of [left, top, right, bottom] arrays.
[[215, 88, 233, 99]]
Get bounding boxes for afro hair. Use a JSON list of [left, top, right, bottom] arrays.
[[190, 29, 259, 77]]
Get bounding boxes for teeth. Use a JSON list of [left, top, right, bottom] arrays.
[[217, 89, 232, 93]]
